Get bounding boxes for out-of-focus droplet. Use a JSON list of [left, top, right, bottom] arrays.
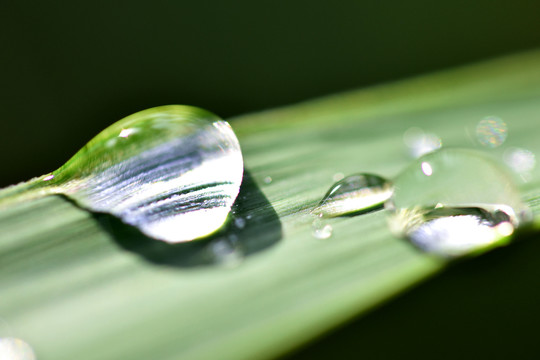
[[311, 217, 333, 239], [313, 174, 392, 218], [476, 116, 507, 148], [504, 147, 536, 179], [0, 338, 36, 360], [332, 172, 345, 182], [234, 217, 246, 229], [387, 148, 531, 257], [0, 105, 244, 243], [263, 176, 272, 184], [208, 237, 244, 267], [403, 127, 442, 158]]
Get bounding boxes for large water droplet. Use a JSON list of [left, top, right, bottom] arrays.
[[313, 174, 392, 218], [3, 105, 244, 243], [387, 148, 531, 257]]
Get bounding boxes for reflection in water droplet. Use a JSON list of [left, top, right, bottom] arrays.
[[313, 174, 392, 218], [476, 116, 507, 148], [504, 147, 536, 179], [311, 217, 333, 239], [387, 148, 531, 257], [403, 127, 441, 158], [0, 105, 244, 243], [0, 338, 36, 360]]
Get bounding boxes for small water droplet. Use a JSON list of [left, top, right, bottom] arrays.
[[476, 116, 507, 148], [234, 217, 246, 229], [12, 105, 244, 243], [0, 338, 36, 360], [332, 172, 345, 182], [313, 173, 392, 218], [263, 176, 272, 184], [208, 238, 244, 267], [311, 217, 333, 239], [504, 147, 536, 179], [403, 127, 442, 158], [387, 148, 531, 257]]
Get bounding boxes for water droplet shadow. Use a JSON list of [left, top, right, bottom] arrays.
[[93, 170, 282, 267]]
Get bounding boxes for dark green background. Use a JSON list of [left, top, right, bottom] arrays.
[[2, 0, 540, 187], [1, 1, 540, 359]]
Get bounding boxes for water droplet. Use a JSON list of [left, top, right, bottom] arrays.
[[0, 338, 36, 360], [234, 217, 246, 229], [14, 105, 244, 243], [263, 176, 272, 184], [332, 172, 345, 182], [403, 127, 441, 158], [504, 147, 536, 178], [311, 217, 333, 239], [208, 237, 244, 267], [313, 174, 392, 218], [387, 148, 531, 257], [476, 116, 507, 148]]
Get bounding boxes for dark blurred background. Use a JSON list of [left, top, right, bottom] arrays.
[[2, 0, 540, 187], [2, 1, 540, 358]]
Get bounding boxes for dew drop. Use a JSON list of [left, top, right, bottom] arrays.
[[263, 176, 273, 184], [0, 338, 36, 360], [234, 217, 246, 229], [208, 237, 244, 267], [313, 173, 392, 218], [476, 116, 507, 148], [387, 148, 531, 257], [504, 147, 536, 178], [311, 217, 333, 239], [332, 172, 345, 182], [31, 105, 244, 243]]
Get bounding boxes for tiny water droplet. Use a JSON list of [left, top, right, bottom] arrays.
[[313, 174, 392, 218], [208, 238, 244, 267], [332, 172, 345, 182], [387, 148, 531, 257], [0, 338, 36, 360], [11, 105, 244, 243], [234, 217, 246, 229], [504, 147, 536, 179], [311, 217, 333, 239], [263, 176, 272, 184], [476, 116, 507, 148]]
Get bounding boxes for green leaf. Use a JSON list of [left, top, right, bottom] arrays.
[[2, 50, 540, 360]]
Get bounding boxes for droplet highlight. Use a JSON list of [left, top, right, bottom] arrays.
[[476, 116, 507, 148], [313, 173, 392, 218], [0, 338, 36, 360], [504, 147, 536, 180], [3, 105, 244, 243], [403, 127, 441, 158], [387, 148, 531, 257]]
